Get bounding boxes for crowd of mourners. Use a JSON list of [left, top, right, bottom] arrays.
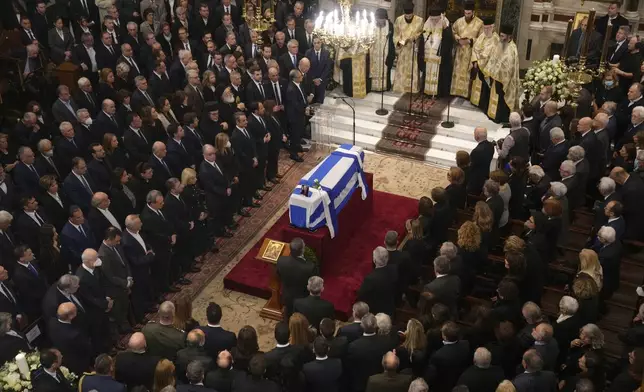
[[0, 0, 644, 391]]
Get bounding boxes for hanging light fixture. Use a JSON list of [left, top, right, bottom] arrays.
[[314, 0, 377, 50]]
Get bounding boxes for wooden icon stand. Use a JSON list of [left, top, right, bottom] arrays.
[[257, 239, 290, 321]]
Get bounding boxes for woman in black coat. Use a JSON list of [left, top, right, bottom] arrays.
[[594, 69, 623, 109], [446, 167, 466, 211], [102, 133, 130, 171], [559, 324, 605, 382], [38, 224, 66, 284], [508, 156, 528, 219], [215, 132, 247, 218], [140, 105, 167, 143], [396, 319, 427, 378], [110, 167, 138, 224], [525, 199, 562, 265], [456, 221, 483, 294], [98, 68, 118, 104], [129, 162, 155, 208], [559, 351, 605, 392]]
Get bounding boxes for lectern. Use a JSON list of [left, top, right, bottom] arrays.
[[257, 238, 290, 321], [55, 62, 80, 92]]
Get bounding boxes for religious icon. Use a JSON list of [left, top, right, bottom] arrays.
[[262, 240, 286, 261]]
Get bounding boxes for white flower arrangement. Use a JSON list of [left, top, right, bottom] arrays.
[[0, 351, 77, 391], [522, 60, 571, 102]]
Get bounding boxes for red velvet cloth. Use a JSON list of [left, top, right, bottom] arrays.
[[223, 173, 419, 319]]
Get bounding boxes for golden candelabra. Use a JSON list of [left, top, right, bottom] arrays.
[[242, 0, 275, 41], [313, 0, 377, 51]]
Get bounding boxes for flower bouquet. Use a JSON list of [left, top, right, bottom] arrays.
[[522, 60, 571, 103], [0, 351, 77, 392]]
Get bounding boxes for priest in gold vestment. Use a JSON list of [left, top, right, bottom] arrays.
[[470, 18, 499, 108], [392, 1, 424, 94], [484, 25, 520, 123], [420, 8, 453, 97], [369, 8, 396, 92], [450, 2, 483, 98]]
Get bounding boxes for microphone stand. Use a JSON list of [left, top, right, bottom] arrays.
[[375, 26, 389, 116], [340, 96, 356, 145], [441, 35, 458, 129], [408, 37, 417, 115]]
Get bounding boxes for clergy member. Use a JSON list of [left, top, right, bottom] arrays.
[[393, 1, 424, 94], [485, 24, 520, 123], [450, 2, 483, 98], [369, 8, 395, 92], [421, 7, 453, 97], [470, 17, 499, 109]]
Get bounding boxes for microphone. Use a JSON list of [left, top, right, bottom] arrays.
[[330, 94, 350, 99]]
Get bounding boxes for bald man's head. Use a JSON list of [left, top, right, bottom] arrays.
[[128, 332, 147, 351], [382, 351, 399, 372], [578, 117, 592, 132], [474, 127, 487, 142], [610, 166, 628, 184], [57, 302, 77, 321], [186, 329, 205, 347], [91, 191, 109, 208], [217, 350, 232, 369]]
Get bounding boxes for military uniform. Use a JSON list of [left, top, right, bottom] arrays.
[[141, 321, 185, 361]]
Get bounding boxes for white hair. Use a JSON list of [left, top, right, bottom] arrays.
[[598, 177, 616, 196], [179, 49, 191, 61], [560, 160, 576, 176], [408, 379, 429, 392], [439, 242, 458, 259], [559, 296, 579, 315], [307, 276, 324, 295], [76, 108, 89, 117], [0, 211, 13, 225], [77, 77, 90, 88], [550, 127, 565, 140], [473, 347, 492, 368], [373, 246, 389, 268], [375, 313, 392, 335], [116, 62, 130, 74], [598, 226, 616, 244], [287, 39, 299, 49], [549, 182, 567, 197], [567, 145, 585, 162], [509, 112, 522, 128], [528, 165, 545, 178], [633, 106, 644, 118]]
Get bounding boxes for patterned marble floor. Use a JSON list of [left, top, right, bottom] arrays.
[[191, 149, 449, 351]]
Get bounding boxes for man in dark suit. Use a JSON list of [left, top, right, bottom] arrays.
[[357, 247, 397, 317], [98, 227, 132, 333], [12, 245, 49, 321], [337, 301, 369, 343], [484, 179, 504, 229], [31, 349, 75, 392], [364, 350, 412, 392], [87, 144, 112, 193], [177, 361, 217, 392], [123, 113, 153, 164], [193, 4, 216, 43], [536, 101, 563, 157], [541, 128, 569, 181], [36, 140, 65, 181], [149, 61, 174, 99], [148, 142, 176, 193], [176, 330, 214, 384], [60, 206, 96, 271], [293, 276, 335, 330], [230, 113, 261, 208], [565, 17, 602, 64], [467, 127, 494, 194], [246, 66, 268, 103], [166, 125, 195, 174], [607, 25, 630, 66], [214, 0, 240, 31], [572, 117, 603, 180], [78, 354, 126, 392], [263, 322, 298, 379], [424, 321, 471, 392], [421, 256, 461, 317], [246, 101, 271, 193], [93, 100, 122, 141], [204, 350, 244, 392], [280, 39, 303, 79], [198, 302, 237, 359], [285, 69, 307, 162], [457, 347, 505, 392], [141, 190, 177, 295], [616, 100, 644, 150], [611, 166, 644, 240], [276, 237, 318, 316], [72, 33, 100, 85], [41, 274, 89, 333], [0, 168, 16, 213], [305, 37, 331, 104], [0, 312, 31, 366], [560, 160, 584, 211], [63, 158, 97, 214], [75, 248, 113, 355], [595, 1, 630, 41], [511, 349, 557, 392], [117, 43, 144, 83], [595, 226, 622, 301], [14, 196, 48, 256], [318, 318, 348, 360], [56, 122, 89, 176], [31, 2, 51, 44], [13, 147, 42, 196], [74, 78, 100, 116], [530, 323, 559, 371], [87, 192, 121, 245], [96, 31, 122, 71], [302, 337, 343, 392], [121, 215, 155, 321], [52, 85, 80, 125], [48, 302, 92, 375], [131, 76, 157, 113], [345, 313, 392, 392], [114, 332, 161, 391]]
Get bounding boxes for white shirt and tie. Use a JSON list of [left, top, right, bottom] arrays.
[[130, 127, 148, 143], [85, 45, 97, 71], [25, 210, 45, 226], [98, 207, 122, 230], [127, 229, 147, 252], [48, 192, 64, 207], [125, 56, 140, 74], [294, 81, 306, 104], [25, 29, 36, 41]]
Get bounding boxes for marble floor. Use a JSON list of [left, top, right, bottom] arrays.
[[190, 150, 449, 351]]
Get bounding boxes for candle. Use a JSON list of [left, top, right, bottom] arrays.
[[600, 23, 612, 64], [15, 353, 29, 379], [580, 9, 596, 59], [561, 19, 573, 58], [552, 54, 560, 64]]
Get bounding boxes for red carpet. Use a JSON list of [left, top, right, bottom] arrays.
[[223, 190, 419, 320]]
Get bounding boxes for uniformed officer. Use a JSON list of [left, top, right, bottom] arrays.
[[141, 301, 185, 361]]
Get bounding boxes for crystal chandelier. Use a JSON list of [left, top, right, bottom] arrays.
[[314, 0, 376, 50]]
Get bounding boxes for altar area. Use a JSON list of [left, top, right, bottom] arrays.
[[310, 88, 504, 168]]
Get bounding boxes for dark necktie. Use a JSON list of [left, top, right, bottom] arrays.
[[111, 246, 124, 265], [134, 129, 148, 144], [109, 115, 117, 125], [81, 0, 88, 14], [308, 34, 312, 47], [225, 6, 229, 13], [70, 294, 85, 312], [26, 29, 35, 40], [107, 45, 114, 55], [273, 82, 281, 105], [78, 225, 87, 237], [47, 157, 61, 178], [27, 263, 38, 276], [85, 92, 94, 106], [34, 213, 44, 225], [144, 91, 154, 105], [160, 159, 171, 175], [178, 141, 187, 153], [157, 209, 165, 220], [28, 164, 39, 178], [292, 54, 296, 67], [258, 82, 265, 98], [111, 32, 117, 44], [128, 57, 140, 74], [70, 138, 78, 149], [0, 282, 16, 304], [3, 231, 13, 245], [79, 175, 93, 195], [207, 55, 213, 69], [184, 42, 190, 51]]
